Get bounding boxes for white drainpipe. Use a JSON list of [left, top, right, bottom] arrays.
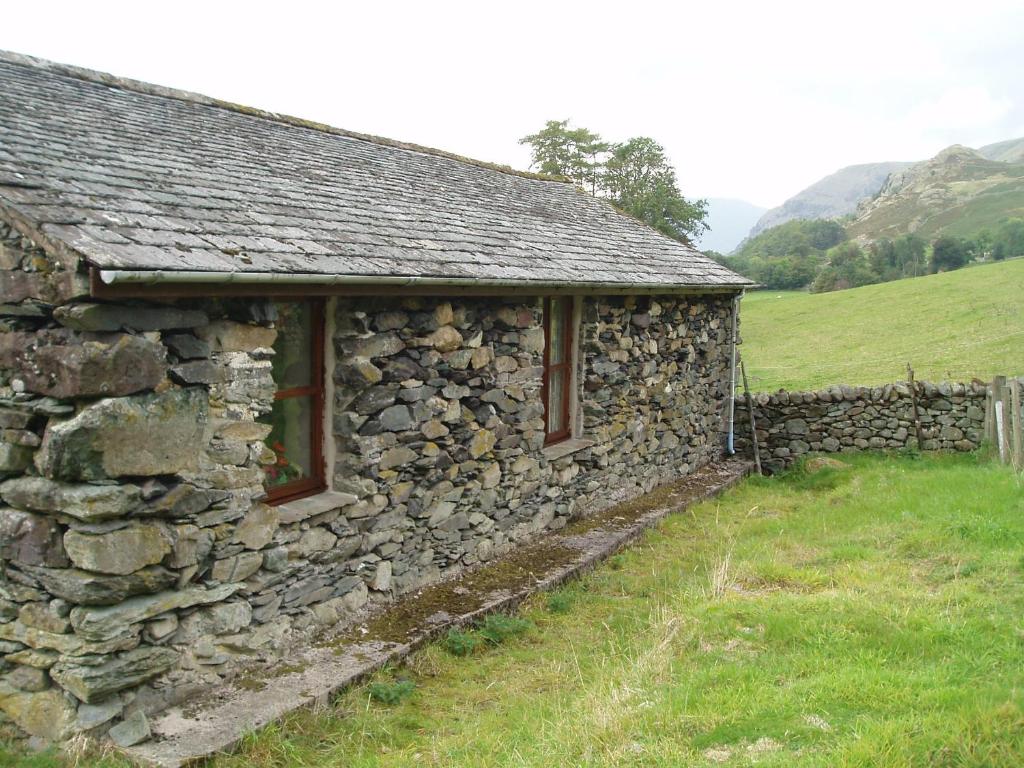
[[726, 292, 742, 455]]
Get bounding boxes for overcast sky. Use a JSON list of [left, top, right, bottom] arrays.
[[3, 1, 1022, 208]]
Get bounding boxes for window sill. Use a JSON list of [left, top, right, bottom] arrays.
[[541, 437, 596, 461], [276, 489, 358, 524]]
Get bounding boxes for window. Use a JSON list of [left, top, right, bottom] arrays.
[[261, 300, 326, 504], [542, 296, 574, 445]]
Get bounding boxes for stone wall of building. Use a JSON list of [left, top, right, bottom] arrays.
[[0, 221, 738, 746], [734, 380, 988, 472]]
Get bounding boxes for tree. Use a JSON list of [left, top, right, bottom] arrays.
[[518, 120, 609, 195], [930, 236, 972, 273], [992, 218, 1024, 259], [601, 137, 708, 244], [811, 242, 875, 293]]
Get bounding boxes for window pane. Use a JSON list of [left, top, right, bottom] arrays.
[[548, 298, 567, 365], [260, 395, 313, 489], [547, 368, 567, 435], [271, 302, 313, 389]]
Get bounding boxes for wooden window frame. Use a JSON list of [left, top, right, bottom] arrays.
[[542, 296, 574, 446], [264, 299, 327, 505]]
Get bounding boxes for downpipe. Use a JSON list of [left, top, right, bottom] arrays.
[[726, 292, 741, 455]]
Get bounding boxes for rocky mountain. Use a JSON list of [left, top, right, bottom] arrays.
[[747, 161, 913, 239], [696, 198, 767, 254], [846, 144, 1024, 241]]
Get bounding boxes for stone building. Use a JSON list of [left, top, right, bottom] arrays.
[[0, 51, 751, 745]]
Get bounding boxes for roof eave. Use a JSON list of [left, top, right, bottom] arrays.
[[91, 267, 752, 299]]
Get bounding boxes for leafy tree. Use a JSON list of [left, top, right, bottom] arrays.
[[930, 236, 972, 273], [991, 218, 1024, 259], [868, 234, 927, 280], [811, 242, 875, 292], [601, 137, 708, 244], [724, 219, 846, 289], [519, 119, 609, 194]]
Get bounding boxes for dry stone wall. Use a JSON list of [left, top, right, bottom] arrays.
[[734, 380, 988, 472], [0, 221, 739, 747]]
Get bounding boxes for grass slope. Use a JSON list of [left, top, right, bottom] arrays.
[[740, 258, 1024, 392], [9, 453, 1024, 767]]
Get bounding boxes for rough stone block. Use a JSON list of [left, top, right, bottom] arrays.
[[0, 477, 142, 522], [21, 565, 178, 606], [37, 388, 208, 481], [54, 304, 208, 332], [64, 524, 172, 575], [69, 583, 241, 642], [232, 504, 279, 550], [20, 334, 167, 399], [0, 507, 68, 567], [0, 684, 77, 741], [51, 646, 178, 703], [109, 709, 150, 746]]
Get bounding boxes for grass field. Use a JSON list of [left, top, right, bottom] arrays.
[[740, 257, 1024, 392], [11, 452, 1023, 767]]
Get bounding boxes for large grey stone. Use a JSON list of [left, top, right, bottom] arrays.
[[172, 601, 252, 644], [3, 665, 49, 692], [339, 332, 405, 359], [51, 646, 178, 703], [0, 617, 137, 656], [54, 303, 208, 332], [36, 389, 208, 481], [144, 483, 223, 518], [379, 446, 417, 470], [427, 325, 463, 352], [20, 565, 177, 606], [64, 524, 172, 575], [164, 334, 210, 360], [16, 334, 167, 399], [0, 507, 68, 567], [0, 443, 33, 474], [0, 477, 142, 522], [0, 683, 76, 741], [76, 696, 124, 731], [169, 360, 223, 385], [109, 709, 151, 747], [167, 524, 214, 568], [196, 320, 276, 352], [379, 404, 415, 431], [232, 504, 279, 550], [18, 602, 70, 635], [69, 583, 241, 641], [350, 384, 399, 415]]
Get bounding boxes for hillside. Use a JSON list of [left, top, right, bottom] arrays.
[[978, 136, 1024, 163], [740, 257, 1024, 391], [745, 136, 1024, 244], [697, 197, 767, 253], [747, 161, 913, 239], [847, 145, 1024, 241]]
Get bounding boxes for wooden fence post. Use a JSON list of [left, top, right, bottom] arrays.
[[740, 361, 762, 475], [984, 384, 994, 445], [1011, 378, 1023, 472]]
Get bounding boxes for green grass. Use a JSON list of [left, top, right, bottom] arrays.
[[9, 453, 1021, 767], [740, 258, 1024, 391]]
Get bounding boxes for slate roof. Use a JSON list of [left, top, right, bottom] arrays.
[[0, 51, 751, 290]]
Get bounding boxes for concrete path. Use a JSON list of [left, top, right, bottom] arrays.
[[126, 459, 752, 767]]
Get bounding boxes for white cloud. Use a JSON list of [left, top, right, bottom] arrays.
[[1, 0, 1023, 207]]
